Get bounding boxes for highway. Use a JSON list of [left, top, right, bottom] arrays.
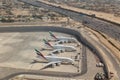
[[18, 0, 120, 42]]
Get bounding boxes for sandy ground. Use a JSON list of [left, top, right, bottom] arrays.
[[0, 22, 66, 27], [11, 75, 84, 80], [12, 8, 31, 16], [40, 0, 120, 24]]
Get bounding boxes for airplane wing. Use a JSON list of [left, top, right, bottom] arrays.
[[48, 53, 56, 56], [51, 49, 65, 54], [55, 40, 69, 44], [40, 61, 61, 70], [55, 40, 63, 44]]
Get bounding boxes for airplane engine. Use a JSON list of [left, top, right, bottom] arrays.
[[67, 41, 71, 43], [59, 41, 63, 44], [65, 40, 68, 43], [58, 50, 61, 53], [58, 50, 64, 53], [51, 63, 56, 68], [60, 50, 63, 53], [60, 49, 65, 53], [56, 63, 61, 66]]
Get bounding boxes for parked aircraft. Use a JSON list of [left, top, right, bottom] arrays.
[[34, 49, 74, 68], [43, 39, 76, 52], [49, 31, 77, 44]]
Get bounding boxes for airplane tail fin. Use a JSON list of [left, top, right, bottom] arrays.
[[49, 31, 57, 39], [34, 49, 47, 60], [43, 39, 53, 48]]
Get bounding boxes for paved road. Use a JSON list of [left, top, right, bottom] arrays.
[[18, 0, 120, 42], [80, 45, 87, 75]]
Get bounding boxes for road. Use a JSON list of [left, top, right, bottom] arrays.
[[18, 0, 120, 42], [80, 45, 87, 75]]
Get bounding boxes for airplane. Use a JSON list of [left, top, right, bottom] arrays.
[[43, 39, 76, 53], [34, 49, 74, 69], [49, 31, 77, 44]]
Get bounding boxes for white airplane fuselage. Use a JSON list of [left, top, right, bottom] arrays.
[[37, 55, 74, 64], [55, 37, 77, 43], [49, 45, 76, 52]]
